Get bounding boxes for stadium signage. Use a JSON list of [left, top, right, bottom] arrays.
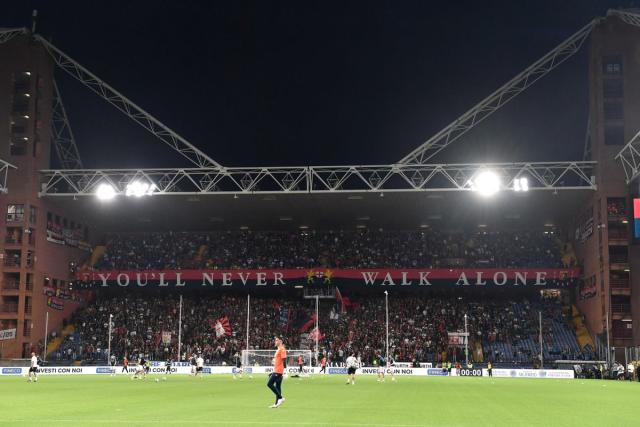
[[0, 328, 17, 340], [458, 368, 483, 377], [486, 369, 574, 379], [426, 368, 449, 376], [360, 367, 415, 375], [83, 268, 580, 288], [38, 367, 84, 374]]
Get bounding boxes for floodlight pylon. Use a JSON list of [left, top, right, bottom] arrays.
[[33, 35, 222, 169], [51, 79, 83, 169], [398, 19, 599, 165]]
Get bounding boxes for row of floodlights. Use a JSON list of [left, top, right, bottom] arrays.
[[96, 182, 156, 200], [468, 171, 528, 196], [95, 171, 528, 200]]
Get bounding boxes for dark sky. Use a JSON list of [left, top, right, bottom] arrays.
[[3, 0, 631, 168]]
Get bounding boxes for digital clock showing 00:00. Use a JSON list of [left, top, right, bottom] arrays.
[[458, 368, 483, 377]]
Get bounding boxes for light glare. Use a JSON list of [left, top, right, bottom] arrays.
[[471, 170, 500, 196], [514, 177, 529, 192], [96, 183, 116, 201], [125, 181, 156, 197]]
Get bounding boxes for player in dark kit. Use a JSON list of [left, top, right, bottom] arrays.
[[297, 354, 304, 374], [233, 352, 243, 379], [139, 356, 149, 375], [190, 354, 197, 376], [165, 359, 172, 374]]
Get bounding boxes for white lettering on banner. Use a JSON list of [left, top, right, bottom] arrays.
[[116, 273, 129, 287], [418, 272, 432, 286], [175, 272, 185, 287], [381, 273, 396, 286], [202, 273, 214, 286], [222, 273, 233, 286], [400, 272, 412, 286], [136, 273, 148, 287], [456, 272, 470, 286], [493, 272, 507, 286], [158, 272, 169, 287], [362, 272, 379, 285], [99, 273, 111, 287], [93, 269, 570, 287], [238, 272, 251, 286], [273, 272, 285, 286], [514, 272, 527, 286]]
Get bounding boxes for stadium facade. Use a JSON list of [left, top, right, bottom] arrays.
[[575, 16, 639, 358], [0, 12, 639, 362], [0, 35, 89, 358]]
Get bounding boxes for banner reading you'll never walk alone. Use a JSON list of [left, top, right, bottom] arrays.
[[80, 267, 580, 289]]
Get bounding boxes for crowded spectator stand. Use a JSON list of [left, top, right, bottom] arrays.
[[44, 228, 591, 367]]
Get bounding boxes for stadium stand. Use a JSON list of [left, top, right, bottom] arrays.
[[50, 292, 590, 366], [44, 228, 589, 366], [93, 229, 563, 270]]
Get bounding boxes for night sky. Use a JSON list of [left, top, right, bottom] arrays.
[[2, 0, 630, 169]]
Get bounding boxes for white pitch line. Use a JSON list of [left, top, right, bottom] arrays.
[[2, 420, 459, 427]]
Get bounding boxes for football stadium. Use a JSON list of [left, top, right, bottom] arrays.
[[1, 3, 640, 426]]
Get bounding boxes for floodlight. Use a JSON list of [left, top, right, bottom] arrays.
[[514, 177, 529, 192], [125, 181, 156, 197], [471, 170, 500, 196], [96, 183, 116, 201]]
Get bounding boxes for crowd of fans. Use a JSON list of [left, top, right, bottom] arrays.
[[94, 229, 564, 270], [50, 292, 585, 366]]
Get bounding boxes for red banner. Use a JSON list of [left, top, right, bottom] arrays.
[[79, 267, 580, 288]]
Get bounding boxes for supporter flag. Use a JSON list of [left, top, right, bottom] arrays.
[[279, 307, 290, 331], [299, 313, 317, 333], [336, 287, 344, 313], [335, 287, 350, 313], [212, 316, 232, 338]]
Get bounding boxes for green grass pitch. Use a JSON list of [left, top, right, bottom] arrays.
[[0, 374, 638, 426]]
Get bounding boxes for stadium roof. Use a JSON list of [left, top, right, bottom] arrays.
[[52, 189, 592, 233]]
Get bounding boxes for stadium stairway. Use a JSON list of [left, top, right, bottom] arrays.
[[46, 324, 75, 357]]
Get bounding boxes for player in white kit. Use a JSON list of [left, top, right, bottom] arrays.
[[28, 352, 39, 383]]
